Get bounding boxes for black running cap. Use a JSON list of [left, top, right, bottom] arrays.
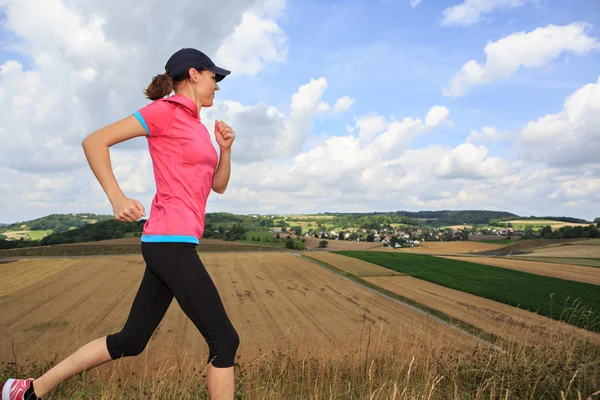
[[165, 48, 230, 82]]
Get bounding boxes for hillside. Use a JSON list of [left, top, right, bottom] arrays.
[[1, 213, 113, 233]]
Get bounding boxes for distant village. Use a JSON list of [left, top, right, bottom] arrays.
[[268, 224, 521, 248]]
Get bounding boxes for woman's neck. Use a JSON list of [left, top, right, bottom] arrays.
[[174, 87, 202, 116]]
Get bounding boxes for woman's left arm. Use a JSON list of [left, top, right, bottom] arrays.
[[212, 120, 235, 194]]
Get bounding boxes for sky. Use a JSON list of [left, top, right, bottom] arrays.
[[0, 0, 599, 224]]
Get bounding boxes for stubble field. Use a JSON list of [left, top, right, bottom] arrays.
[[1, 249, 599, 398], [0, 253, 477, 372]]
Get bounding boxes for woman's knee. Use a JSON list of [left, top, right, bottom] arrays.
[[106, 331, 151, 359], [207, 328, 240, 368]]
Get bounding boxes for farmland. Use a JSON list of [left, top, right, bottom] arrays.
[[440, 255, 600, 284], [334, 251, 600, 331], [515, 244, 600, 258], [305, 252, 403, 277], [374, 240, 505, 254], [504, 219, 594, 229], [1, 229, 53, 241], [303, 237, 381, 251], [0, 249, 598, 397], [508, 256, 600, 268], [0, 252, 498, 398], [362, 275, 600, 347]]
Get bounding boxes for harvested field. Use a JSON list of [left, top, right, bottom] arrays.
[[0, 258, 80, 297], [0, 253, 478, 371], [508, 257, 600, 268], [440, 256, 600, 285], [0, 239, 282, 257], [515, 244, 600, 258], [576, 238, 600, 245], [444, 225, 473, 230], [374, 241, 505, 255], [505, 220, 593, 229], [303, 238, 381, 251], [57, 238, 255, 247], [336, 251, 600, 331], [56, 237, 141, 246], [305, 252, 402, 277], [476, 238, 587, 255], [362, 275, 600, 347]]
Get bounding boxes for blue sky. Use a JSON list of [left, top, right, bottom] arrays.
[[224, 0, 600, 151], [0, 0, 599, 223]]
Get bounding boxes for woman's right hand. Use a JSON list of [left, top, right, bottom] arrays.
[[111, 195, 146, 222]]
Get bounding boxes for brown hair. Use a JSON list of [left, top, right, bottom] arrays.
[[144, 68, 205, 100]]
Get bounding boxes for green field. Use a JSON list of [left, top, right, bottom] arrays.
[[334, 251, 600, 332], [273, 220, 336, 233], [235, 231, 306, 248]]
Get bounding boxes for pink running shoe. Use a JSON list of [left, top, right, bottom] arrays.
[[1, 378, 35, 400]]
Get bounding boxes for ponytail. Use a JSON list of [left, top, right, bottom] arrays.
[[144, 71, 174, 100]]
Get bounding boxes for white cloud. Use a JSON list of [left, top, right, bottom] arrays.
[[442, 0, 528, 27], [356, 114, 389, 142], [425, 105, 451, 128], [410, 0, 422, 9], [215, 12, 288, 76], [435, 143, 511, 179], [0, 0, 288, 175], [517, 76, 600, 167], [333, 96, 355, 113], [443, 23, 599, 97], [466, 126, 508, 144]]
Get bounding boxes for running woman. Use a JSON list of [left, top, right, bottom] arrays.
[[2, 48, 240, 400]]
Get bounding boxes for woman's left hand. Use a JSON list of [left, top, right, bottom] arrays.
[[215, 120, 235, 151]]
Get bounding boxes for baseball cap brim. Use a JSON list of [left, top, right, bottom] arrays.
[[206, 65, 231, 82]]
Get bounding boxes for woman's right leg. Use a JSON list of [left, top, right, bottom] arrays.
[[32, 265, 174, 398]]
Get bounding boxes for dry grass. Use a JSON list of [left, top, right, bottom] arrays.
[[516, 245, 600, 258], [443, 225, 473, 230], [305, 252, 403, 277], [439, 256, 600, 285], [1, 254, 599, 398], [362, 275, 600, 348], [373, 241, 505, 255], [0, 258, 80, 297], [508, 256, 600, 268], [505, 220, 592, 228], [0, 253, 476, 367]]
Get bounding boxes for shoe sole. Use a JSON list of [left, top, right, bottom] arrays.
[[2, 378, 15, 400]]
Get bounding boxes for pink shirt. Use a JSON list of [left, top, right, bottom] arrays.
[[133, 94, 218, 244]]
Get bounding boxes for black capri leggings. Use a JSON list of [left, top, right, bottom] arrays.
[[106, 242, 239, 368]]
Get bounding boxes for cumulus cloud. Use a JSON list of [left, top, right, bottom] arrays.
[[517, 76, 600, 167], [215, 12, 288, 76], [466, 126, 508, 144], [0, 0, 288, 174], [435, 143, 511, 179], [443, 23, 599, 97], [442, 0, 529, 27], [333, 96, 355, 113]]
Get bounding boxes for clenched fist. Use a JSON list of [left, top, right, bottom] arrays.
[[111, 195, 146, 222], [214, 120, 235, 151]]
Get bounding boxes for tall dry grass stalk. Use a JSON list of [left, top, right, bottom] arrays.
[[2, 317, 598, 399]]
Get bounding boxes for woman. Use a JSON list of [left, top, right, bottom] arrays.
[[2, 48, 240, 400]]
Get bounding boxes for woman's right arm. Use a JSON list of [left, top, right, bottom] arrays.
[[82, 115, 148, 222]]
